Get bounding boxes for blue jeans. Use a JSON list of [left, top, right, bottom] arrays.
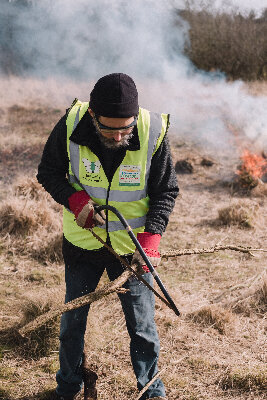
[[56, 250, 166, 399]]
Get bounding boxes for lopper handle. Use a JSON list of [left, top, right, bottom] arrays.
[[94, 205, 180, 316]]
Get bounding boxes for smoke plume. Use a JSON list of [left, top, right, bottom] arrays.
[[0, 0, 267, 153]]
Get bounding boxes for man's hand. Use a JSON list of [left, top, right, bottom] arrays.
[[131, 232, 161, 274], [68, 190, 106, 229]]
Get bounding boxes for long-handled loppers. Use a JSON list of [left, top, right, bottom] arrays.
[[95, 205, 180, 316]]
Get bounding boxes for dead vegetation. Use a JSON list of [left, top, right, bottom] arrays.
[[0, 177, 62, 263], [217, 200, 259, 228], [0, 98, 267, 399], [219, 366, 267, 392], [180, 4, 267, 81], [228, 275, 267, 316], [186, 305, 235, 334], [19, 295, 60, 358], [0, 296, 60, 360]]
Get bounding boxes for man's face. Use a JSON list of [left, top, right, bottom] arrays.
[[88, 108, 135, 149]]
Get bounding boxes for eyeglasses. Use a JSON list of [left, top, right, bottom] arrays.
[[93, 114, 137, 135]]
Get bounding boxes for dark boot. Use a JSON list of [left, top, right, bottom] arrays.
[[82, 352, 98, 400], [41, 390, 81, 400], [56, 394, 81, 400], [148, 397, 167, 400]]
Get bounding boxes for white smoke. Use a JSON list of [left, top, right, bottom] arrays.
[[1, 0, 267, 153]]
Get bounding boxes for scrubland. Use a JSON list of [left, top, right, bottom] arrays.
[[180, 5, 267, 81], [0, 85, 266, 400]]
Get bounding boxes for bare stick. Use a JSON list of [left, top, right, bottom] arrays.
[[136, 367, 167, 400], [161, 245, 267, 258], [136, 356, 187, 399]]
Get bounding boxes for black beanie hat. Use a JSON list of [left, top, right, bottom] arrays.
[[89, 73, 139, 118]]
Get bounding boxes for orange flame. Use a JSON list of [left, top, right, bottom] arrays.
[[237, 150, 267, 179]]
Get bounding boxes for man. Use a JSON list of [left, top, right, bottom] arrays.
[[37, 73, 179, 400]]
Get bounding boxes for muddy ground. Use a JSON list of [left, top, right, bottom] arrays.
[[0, 85, 266, 400]]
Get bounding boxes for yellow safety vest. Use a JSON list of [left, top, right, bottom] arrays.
[[63, 99, 169, 255]]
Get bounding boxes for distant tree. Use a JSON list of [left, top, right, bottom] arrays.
[[178, 6, 267, 81]]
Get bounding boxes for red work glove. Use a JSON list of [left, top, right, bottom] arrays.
[[68, 190, 106, 229], [131, 232, 161, 274]]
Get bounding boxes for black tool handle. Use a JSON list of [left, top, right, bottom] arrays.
[[95, 205, 180, 316]]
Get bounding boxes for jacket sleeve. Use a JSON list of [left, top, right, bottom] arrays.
[[36, 114, 76, 208], [145, 134, 179, 235]]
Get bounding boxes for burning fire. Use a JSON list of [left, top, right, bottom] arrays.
[[237, 150, 267, 180]]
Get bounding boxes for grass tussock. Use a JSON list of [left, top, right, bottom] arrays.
[[28, 231, 63, 263], [219, 366, 267, 392], [0, 199, 38, 235], [19, 295, 60, 358], [0, 177, 62, 263], [0, 294, 60, 359], [231, 276, 267, 316], [14, 176, 50, 201], [186, 305, 235, 334], [217, 201, 258, 228], [251, 179, 267, 197]]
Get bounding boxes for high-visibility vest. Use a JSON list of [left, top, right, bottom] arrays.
[[63, 99, 169, 255]]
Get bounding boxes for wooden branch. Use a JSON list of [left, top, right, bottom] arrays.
[[19, 236, 266, 337], [136, 367, 167, 400], [136, 356, 187, 399], [19, 268, 132, 337], [161, 245, 267, 258]]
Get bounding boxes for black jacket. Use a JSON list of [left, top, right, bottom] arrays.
[[37, 109, 179, 258]]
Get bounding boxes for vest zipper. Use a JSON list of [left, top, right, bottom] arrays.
[[105, 181, 111, 237]]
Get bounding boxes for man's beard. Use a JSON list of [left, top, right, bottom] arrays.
[[96, 128, 133, 149]]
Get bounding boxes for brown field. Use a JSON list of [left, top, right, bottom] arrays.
[[0, 83, 266, 400]]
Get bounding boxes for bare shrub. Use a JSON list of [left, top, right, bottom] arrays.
[[217, 201, 258, 228], [179, 5, 267, 81], [186, 305, 235, 334]]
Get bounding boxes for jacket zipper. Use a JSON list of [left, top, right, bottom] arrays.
[[105, 181, 111, 239]]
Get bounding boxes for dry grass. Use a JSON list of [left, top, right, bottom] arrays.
[[19, 295, 60, 358], [219, 366, 267, 392], [0, 100, 267, 399], [186, 305, 236, 334], [0, 178, 62, 263], [0, 292, 60, 360], [14, 176, 51, 201], [251, 179, 267, 197], [217, 200, 259, 228], [230, 275, 267, 316]]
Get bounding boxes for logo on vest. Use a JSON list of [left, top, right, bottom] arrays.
[[82, 158, 102, 182], [119, 165, 141, 186]]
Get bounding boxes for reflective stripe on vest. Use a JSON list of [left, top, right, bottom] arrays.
[[69, 111, 163, 202]]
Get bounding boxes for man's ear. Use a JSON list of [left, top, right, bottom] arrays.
[[88, 108, 94, 117]]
